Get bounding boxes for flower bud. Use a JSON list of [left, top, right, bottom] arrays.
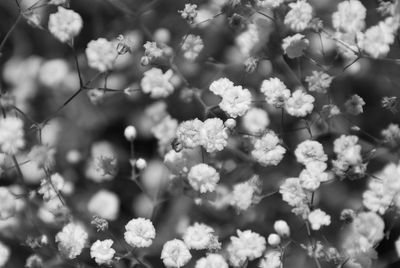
[[274, 220, 290, 237], [124, 126, 137, 141], [135, 158, 147, 170], [268, 233, 281, 247]]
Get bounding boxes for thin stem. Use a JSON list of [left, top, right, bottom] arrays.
[[0, 14, 23, 57]]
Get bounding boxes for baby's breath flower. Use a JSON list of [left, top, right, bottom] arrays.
[[124, 218, 156, 248], [345, 94, 365, 115], [183, 223, 217, 250], [38, 173, 64, 201], [305, 71, 333, 93], [88, 190, 120, 221], [282, 34, 309, 59], [182, 35, 204, 61], [0, 187, 17, 220], [90, 239, 115, 265], [332, 0, 366, 33], [55, 223, 88, 259], [179, 4, 198, 24], [259, 250, 282, 268], [219, 86, 252, 118], [242, 107, 269, 135], [285, 90, 315, 117], [284, 0, 313, 32], [308, 209, 331, 230], [0, 242, 10, 267], [48, 7, 82, 43], [209, 78, 235, 96], [195, 254, 228, 268], [161, 239, 192, 268], [0, 117, 25, 154], [295, 140, 327, 166], [86, 38, 118, 72], [141, 68, 175, 98], [188, 163, 220, 193], [251, 132, 286, 166], [260, 78, 291, 108]]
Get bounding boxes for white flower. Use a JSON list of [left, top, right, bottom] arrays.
[[333, 135, 362, 165], [299, 161, 329, 191], [242, 107, 270, 135], [161, 239, 192, 268], [88, 190, 120, 221], [228, 230, 266, 266], [256, 0, 284, 8], [143, 41, 163, 60], [38, 59, 69, 87], [135, 158, 147, 170], [267, 234, 281, 247], [183, 223, 216, 250], [151, 115, 178, 145], [182, 35, 204, 61], [124, 125, 137, 141], [0, 187, 17, 220], [55, 223, 88, 259], [230, 177, 260, 211], [279, 178, 307, 207], [308, 209, 331, 230], [48, 7, 82, 43], [260, 78, 291, 108], [284, 0, 313, 32], [38, 173, 65, 201], [219, 86, 252, 118], [0, 117, 25, 154], [305, 71, 333, 93], [282, 34, 309, 59], [332, 0, 366, 33], [0, 242, 10, 267], [251, 132, 286, 166], [273, 220, 290, 238], [345, 94, 365, 115], [179, 4, 198, 24], [188, 164, 220, 193], [285, 90, 315, 117], [295, 140, 327, 166], [236, 24, 260, 56], [353, 212, 385, 246], [209, 77, 234, 96], [176, 119, 203, 149], [259, 250, 281, 268], [86, 38, 118, 72], [141, 68, 175, 98], [124, 218, 156, 248], [195, 254, 228, 268], [90, 239, 115, 265], [395, 237, 400, 257], [200, 118, 228, 153]]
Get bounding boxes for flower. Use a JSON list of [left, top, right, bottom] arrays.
[[88, 190, 120, 221], [141, 68, 175, 98], [305, 71, 333, 93], [299, 161, 329, 191], [0, 117, 25, 154], [0, 187, 17, 220], [345, 94, 365, 115], [48, 7, 83, 43], [55, 223, 88, 259], [260, 78, 291, 108], [200, 118, 228, 153], [38, 173, 64, 201], [282, 34, 309, 59], [295, 140, 327, 166], [179, 4, 198, 24], [90, 239, 115, 265], [182, 35, 204, 61], [209, 78, 234, 96], [219, 86, 252, 118], [251, 132, 286, 166], [38, 59, 69, 87], [228, 230, 266, 266], [188, 164, 220, 193], [161, 239, 192, 268], [0, 242, 10, 267], [308, 209, 331, 230], [332, 0, 366, 33], [236, 24, 260, 56], [86, 38, 118, 72], [241, 107, 269, 135], [176, 119, 203, 149], [195, 254, 228, 268], [284, 0, 313, 32], [273, 220, 290, 237], [267, 234, 281, 247], [285, 90, 315, 117], [256, 0, 284, 8], [259, 250, 282, 268], [183, 223, 216, 250], [124, 126, 137, 141], [124, 218, 156, 248]]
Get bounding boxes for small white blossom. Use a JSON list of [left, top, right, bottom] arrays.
[[188, 164, 220, 193], [219, 86, 252, 118], [295, 140, 327, 166], [273, 220, 290, 237], [209, 78, 234, 96], [38, 173, 64, 201], [200, 118, 228, 153], [182, 35, 204, 61], [285, 90, 315, 117], [48, 7, 82, 43], [260, 78, 291, 108], [195, 254, 228, 268], [332, 0, 366, 33], [88, 190, 120, 221], [242, 107, 270, 135], [256, 0, 284, 8], [305, 71, 333, 93], [124, 125, 137, 141], [124, 218, 156, 248], [161, 239, 192, 268], [0, 117, 25, 154], [284, 0, 313, 32], [0, 187, 17, 220], [251, 132, 286, 166], [259, 250, 282, 268], [308, 209, 331, 230], [176, 119, 203, 149], [86, 38, 118, 72], [55, 223, 88, 259], [345, 94, 365, 115], [228, 230, 266, 266], [183, 223, 216, 250], [0, 242, 10, 267], [282, 34, 309, 59], [90, 239, 115, 265], [141, 68, 175, 98], [267, 234, 281, 247]]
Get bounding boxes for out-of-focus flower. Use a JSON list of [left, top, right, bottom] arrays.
[[0, 117, 25, 154], [182, 35, 204, 61], [200, 118, 229, 153], [274, 220, 290, 238], [86, 38, 118, 72], [48, 7, 82, 43], [267, 234, 281, 247], [282, 34, 309, 58], [179, 4, 198, 24], [38, 173, 64, 201], [295, 140, 327, 166], [38, 59, 69, 88], [242, 107, 269, 135], [124, 125, 137, 141], [305, 71, 333, 93], [219, 85, 252, 118], [332, 0, 366, 33], [345, 94, 365, 115], [161, 239, 192, 268], [0, 187, 17, 220], [25, 254, 43, 268], [381, 96, 398, 113], [124, 218, 156, 248], [0, 242, 10, 267], [90, 239, 115, 265], [55, 223, 88, 259], [259, 250, 281, 268], [256, 0, 284, 8], [195, 254, 228, 268], [88, 190, 120, 221]]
